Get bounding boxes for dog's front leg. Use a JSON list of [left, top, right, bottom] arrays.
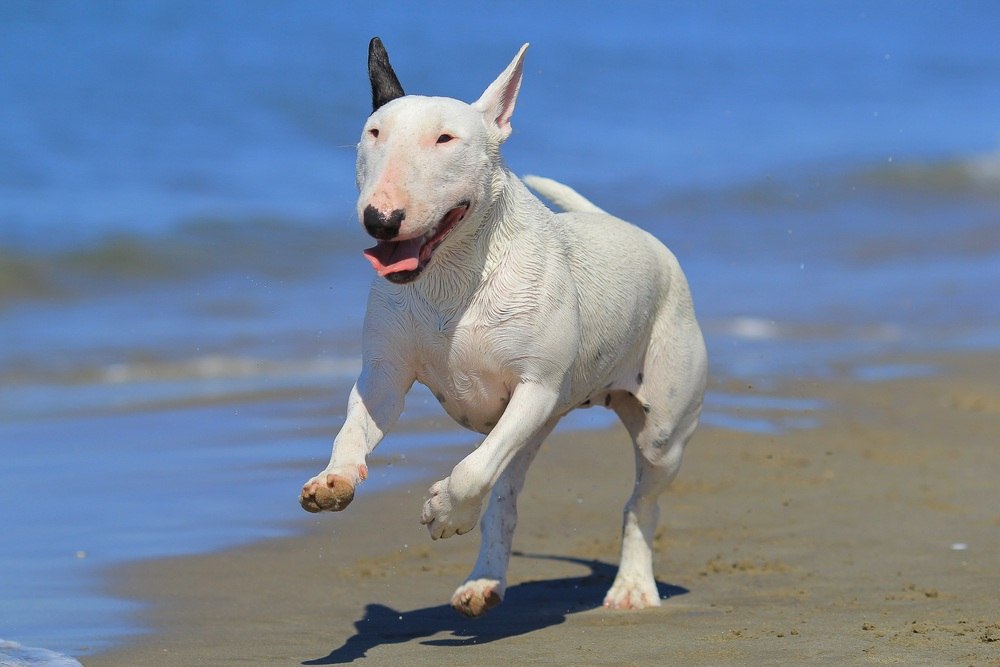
[[300, 361, 412, 513], [420, 381, 559, 539]]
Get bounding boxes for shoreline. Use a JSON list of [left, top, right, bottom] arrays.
[[88, 349, 1000, 666]]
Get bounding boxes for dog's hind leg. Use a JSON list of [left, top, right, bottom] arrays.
[[450, 421, 555, 617], [605, 386, 702, 609]]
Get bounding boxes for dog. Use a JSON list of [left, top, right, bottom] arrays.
[[300, 37, 707, 617]]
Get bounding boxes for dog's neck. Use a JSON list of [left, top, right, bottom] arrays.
[[404, 167, 551, 311]]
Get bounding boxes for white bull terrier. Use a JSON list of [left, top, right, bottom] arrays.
[[300, 37, 707, 617]]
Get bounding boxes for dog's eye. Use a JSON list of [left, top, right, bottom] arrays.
[[369, 128, 380, 139], [436, 134, 455, 144]]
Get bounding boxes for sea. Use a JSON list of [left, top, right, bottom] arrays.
[[1, 1, 999, 662]]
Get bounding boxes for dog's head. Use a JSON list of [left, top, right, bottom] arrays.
[[356, 37, 529, 284]]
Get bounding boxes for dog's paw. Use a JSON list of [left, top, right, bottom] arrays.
[[299, 465, 367, 513], [451, 578, 504, 618], [419, 478, 481, 539], [603, 577, 662, 610]]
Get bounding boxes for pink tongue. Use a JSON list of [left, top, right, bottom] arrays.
[[363, 237, 423, 277]]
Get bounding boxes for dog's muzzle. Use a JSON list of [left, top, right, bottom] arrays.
[[362, 202, 470, 283]]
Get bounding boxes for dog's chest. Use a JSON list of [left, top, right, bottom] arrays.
[[411, 309, 513, 434]]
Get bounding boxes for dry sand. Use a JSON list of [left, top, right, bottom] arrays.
[[90, 352, 1000, 666]]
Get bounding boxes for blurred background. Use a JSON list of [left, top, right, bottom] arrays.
[[1, 0, 998, 658]]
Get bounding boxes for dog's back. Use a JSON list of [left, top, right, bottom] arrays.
[[524, 177, 705, 408]]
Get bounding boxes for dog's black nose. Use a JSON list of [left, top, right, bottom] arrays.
[[363, 206, 405, 240]]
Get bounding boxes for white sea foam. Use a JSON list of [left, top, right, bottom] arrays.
[[964, 147, 1000, 185], [0, 641, 82, 667], [100, 354, 361, 384], [717, 317, 782, 340]]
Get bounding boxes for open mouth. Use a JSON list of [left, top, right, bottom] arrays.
[[362, 202, 470, 284]]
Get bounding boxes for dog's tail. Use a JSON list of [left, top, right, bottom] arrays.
[[522, 175, 607, 215]]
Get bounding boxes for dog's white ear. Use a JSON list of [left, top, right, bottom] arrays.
[[474, 43, 529, 143]]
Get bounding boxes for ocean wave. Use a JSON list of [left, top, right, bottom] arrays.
[[859, 148, 1000, 195], [1, 353, 363, 420], [646, 148, 1000, 217], [709, 317, 905, 343], [0, 216, 361, 305], [712, 317, 782, 340], [2, 352, 361, 395], [6, 353, 361, 388], [0, 250, 58, 301], [99, 354, 361, 384], [3, 149, 998, 311]]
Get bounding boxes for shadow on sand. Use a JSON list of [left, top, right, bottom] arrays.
[[304, 552, 688, 665]]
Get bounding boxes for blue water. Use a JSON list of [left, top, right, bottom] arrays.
[[2, 1, 999, 660]]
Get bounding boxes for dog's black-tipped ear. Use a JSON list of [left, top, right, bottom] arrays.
[[368, 37, 405, 113]]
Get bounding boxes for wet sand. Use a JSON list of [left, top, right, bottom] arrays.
[[89, 351, 1000, 666]]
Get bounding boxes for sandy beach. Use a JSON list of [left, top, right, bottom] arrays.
[[87, 350, 1000, 666]]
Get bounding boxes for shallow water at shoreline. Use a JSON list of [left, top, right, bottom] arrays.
[[0, 329, 983, 656], [0, 380, 482, 655], [0, 368, 832, 656]]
